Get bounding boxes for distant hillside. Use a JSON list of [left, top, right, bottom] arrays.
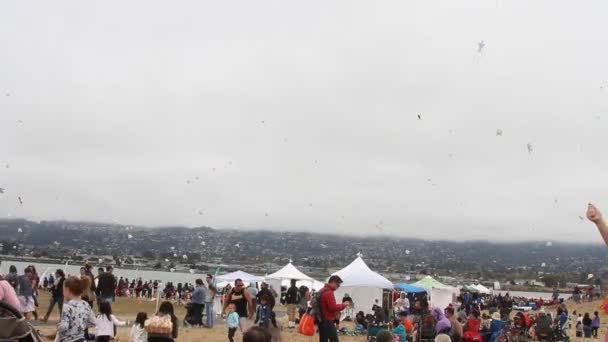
[[1, 218, 607, 284]]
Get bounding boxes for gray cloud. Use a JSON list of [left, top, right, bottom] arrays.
[[1, 0, 607, 242]]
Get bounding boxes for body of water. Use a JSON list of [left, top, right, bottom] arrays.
[[0, 260, 211, 285], [495, 290, 570, 300]]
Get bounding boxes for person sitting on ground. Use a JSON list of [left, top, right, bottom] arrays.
[[243, 326, 272, 342], [129, 312, 148, 342], [373, 304, 387, 324], [356, 311, 368, 331]]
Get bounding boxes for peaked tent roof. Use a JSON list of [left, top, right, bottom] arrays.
[[217, 270, 264, 283], [412, 276, 450, 289], [331, 256, 393, 288], [266, 262, 314, 281]]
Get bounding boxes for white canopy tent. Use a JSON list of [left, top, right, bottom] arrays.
[[332, 255, 393, 315], [472, 284, 492, 294], [281, 278, 325, 291], [265, 261, 319, 294], [216, 270, 264, 283]]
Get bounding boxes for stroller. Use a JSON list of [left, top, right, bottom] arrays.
[[0, 300, 43, 342]]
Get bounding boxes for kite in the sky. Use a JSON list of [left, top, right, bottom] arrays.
[[477, 40, 486, 54], [0, 188, 4, 194], [18, 196, 23, 205], [496, 129, 503, 136], [527, 143, 533, 154]]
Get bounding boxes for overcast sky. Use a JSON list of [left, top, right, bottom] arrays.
[[1, 1, 607, 242]]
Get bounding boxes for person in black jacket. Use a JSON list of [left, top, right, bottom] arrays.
[[96, 266, 116, 306], [42, 269, 65, 322], [257, 282, 276, 309], [284, 279, 300, 329]]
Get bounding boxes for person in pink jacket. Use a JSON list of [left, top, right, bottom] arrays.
[[0, 279, 22, 311]]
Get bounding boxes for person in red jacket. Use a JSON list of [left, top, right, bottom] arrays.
[[319, 275, 351, 342]]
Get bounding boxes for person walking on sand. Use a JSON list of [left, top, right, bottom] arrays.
[[319, 275, 351, 342], [42, 269, 65, 322], [223, 278, 255, 332]]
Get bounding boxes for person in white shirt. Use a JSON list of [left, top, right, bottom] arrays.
[[129, 312, 148, 342], [95, 302, 127, 342], [394, 292, 410, 315]]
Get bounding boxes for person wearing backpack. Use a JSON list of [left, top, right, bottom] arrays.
[[318, 275, 350, 342], [285, 279, 300, 329], [5, 265, 18, 290]]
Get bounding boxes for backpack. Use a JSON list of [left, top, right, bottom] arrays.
[[309, 288, 328, 325], [285, 287, 300, 305], [5, 273, 18, 291]]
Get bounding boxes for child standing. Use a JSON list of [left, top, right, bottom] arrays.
[[255, 295, 272, 329], [592, 311, 600, 338], [576, 321, 584, 338], [56, 277, 96, 342], [129, 312, 148, 342], [95, 302, 127, 342], [227, 303, 240, 342]]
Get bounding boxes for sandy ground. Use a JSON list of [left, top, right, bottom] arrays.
[[30, 291, 608, 341]]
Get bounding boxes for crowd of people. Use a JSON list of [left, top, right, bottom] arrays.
[[0, 203, 607, 342]]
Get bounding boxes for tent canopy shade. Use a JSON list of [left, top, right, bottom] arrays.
[[331, 256, 393, 288], [394, 283, 426, 293], [412, 276, 450, 289], [266, 262, 314, 281], [216, 270, 264, 283]]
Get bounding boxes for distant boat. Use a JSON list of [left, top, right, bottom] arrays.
[[494, 281, 501, 290]]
